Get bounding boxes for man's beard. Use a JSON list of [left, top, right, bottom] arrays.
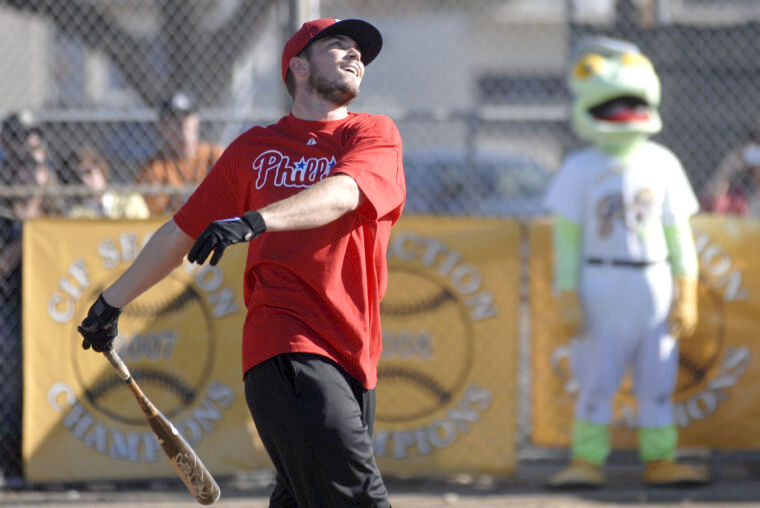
[[308, 68, 360, 107]]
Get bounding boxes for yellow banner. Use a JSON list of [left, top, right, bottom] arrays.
[[530, 215, 760, 449], [374, 216, 520, 475], [22, 218, 270, 482], [22, 215, 520, 482]]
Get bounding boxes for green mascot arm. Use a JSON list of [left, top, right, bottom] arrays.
[[553, 215, 584, 339], [664, 221, 699, 338], [554, 215, 582, 291], [664, 222, 698, 279]]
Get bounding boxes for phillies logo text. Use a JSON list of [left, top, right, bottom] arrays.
[[253, 150, 336, 188]]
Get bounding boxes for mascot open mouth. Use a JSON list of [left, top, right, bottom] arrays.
[[589, 95, 650, 122]]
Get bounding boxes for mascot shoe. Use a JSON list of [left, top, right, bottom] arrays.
[[548, 459, 605, 488], [642, 459, 710, 486]]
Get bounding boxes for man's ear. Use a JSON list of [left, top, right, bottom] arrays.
[[289, 56, 309, 78]]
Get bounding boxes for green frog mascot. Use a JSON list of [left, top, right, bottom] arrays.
[[543, 36, 709, 487]]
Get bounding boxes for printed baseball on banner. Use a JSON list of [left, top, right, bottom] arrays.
[[530, 215, 760, 449], [22, 218, 271, 482], [375, 215, 520, 475]]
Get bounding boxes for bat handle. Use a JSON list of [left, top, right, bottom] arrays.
[[103, 349, 131, 381], [103, 349, 158, 417]]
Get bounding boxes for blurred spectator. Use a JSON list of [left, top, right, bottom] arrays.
[[0, 211, 23, 477], [16, 141, 58, 219], [1, 110, 59, 217], [137, 91, 223, 214], [701, 126, 760, 216], [0, 110, 40, 175], [0, 110, 54, 477], [63, 145, 149, 219]]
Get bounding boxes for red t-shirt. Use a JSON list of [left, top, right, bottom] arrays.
[[174, 112, 405, 389]]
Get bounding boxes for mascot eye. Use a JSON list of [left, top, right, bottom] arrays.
[[574, 54, 606, 80], [620, 52, 652, 68]]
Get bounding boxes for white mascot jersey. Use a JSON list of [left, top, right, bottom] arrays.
[[544, 141, 699, 261]]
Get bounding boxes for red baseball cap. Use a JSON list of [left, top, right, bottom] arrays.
[[281, 18, 383, 83]]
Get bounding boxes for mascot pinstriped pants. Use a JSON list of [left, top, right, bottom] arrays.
[[573, 262, 677, 428]]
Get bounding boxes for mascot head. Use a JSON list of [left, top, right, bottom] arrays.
[[569, 36, 661, 155]]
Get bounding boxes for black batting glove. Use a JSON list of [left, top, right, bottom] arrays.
[[187, 210, 267, 266], [78, 293, 123, 352]]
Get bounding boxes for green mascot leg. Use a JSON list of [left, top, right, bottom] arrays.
[[572, 420, 611, 466], [638, 425, 676, 463], [548, 419, 609, 487]]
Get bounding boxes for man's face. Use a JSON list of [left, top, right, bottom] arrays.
[[304, 35, 364, 106], [160, 112, 199, 154], [78, 158, 107, 191], [18, 153, 51, 187], [15, 134, 49, 184]]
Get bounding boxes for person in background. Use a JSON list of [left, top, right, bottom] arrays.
[[1, 110, 59, 218], [701, 125, 760, 216], [136, 91, 223, 215], [0, 110, 55, 478], [0, 110, 41, 174], [63, 145, 149, 219]]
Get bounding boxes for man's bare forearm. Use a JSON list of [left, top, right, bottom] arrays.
[[102, 219, 194, 308], [259, 174, 361, 231]]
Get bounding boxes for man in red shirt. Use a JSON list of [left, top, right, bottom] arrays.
[[78, 18, 404, 507]]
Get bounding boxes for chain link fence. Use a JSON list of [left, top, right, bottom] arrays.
[[2, 0, 760, 481]]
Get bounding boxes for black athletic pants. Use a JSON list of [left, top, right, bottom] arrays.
[[244, 353, 391, 507]]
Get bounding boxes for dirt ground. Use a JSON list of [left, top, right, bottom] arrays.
[[3, 458, 760, 508]]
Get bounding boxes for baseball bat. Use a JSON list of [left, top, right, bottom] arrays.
[[102, 349, 221, 505]]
